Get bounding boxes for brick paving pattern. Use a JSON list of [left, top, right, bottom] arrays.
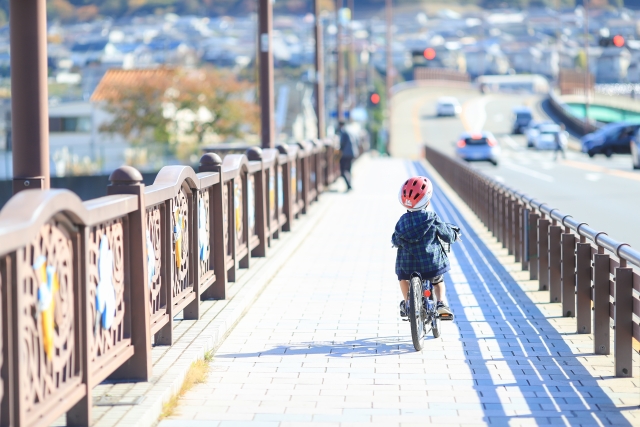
[[160, 156, 640, 427]]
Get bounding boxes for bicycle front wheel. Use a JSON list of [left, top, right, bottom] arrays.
[[409, 276, 425, 351]]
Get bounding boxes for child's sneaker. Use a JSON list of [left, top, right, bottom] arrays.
[[399, 300, 407, 317], [436, 301, 453, 319]]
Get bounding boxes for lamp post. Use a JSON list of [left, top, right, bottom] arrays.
[[336, 0, 344, 123], [348, 0, 356, 111], [583, 0, 590, 132], [259, 0, 276, 148], [10, 0, 50, 193], [385, 0, 393, 151], [314, 0, 326, 139]]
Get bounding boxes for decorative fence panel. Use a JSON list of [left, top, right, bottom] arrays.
[[424, 145, 640, 379], [0, 143, 339, 426]]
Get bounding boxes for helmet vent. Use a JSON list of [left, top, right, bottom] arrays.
[[421, 184, 426, 190]]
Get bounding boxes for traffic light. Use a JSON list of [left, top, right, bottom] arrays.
[[423, 47, 436, 60], [369, 92, 380, 107], [613, 35, 625, 47], [599, 34, 625, 47]]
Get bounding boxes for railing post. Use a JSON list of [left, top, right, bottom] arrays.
[[501, 192, 508, 248], [528, 212, 539, 280], [549, 225, 562, 302], [507, 199, 514, 255], [303, 149, 310, 213], [106, 166, 152, 380], [184, 187, 201, 320], [247, 148, 268, 258], [522, 208, 530, 271], [514, 202, 522, 263], [576, 242, 592, 334], [490, 187, 497, 236], [496, 191, 502, 242], [614, 267, 633, 377], [593, 252, 610, 355], [537, 217, 549, 290], [239, 169, 251, 270], [0, 256, 13, 427], [278, 145, 293, 232], [561, 233, 576, 317], [200, 153, 228, 299]]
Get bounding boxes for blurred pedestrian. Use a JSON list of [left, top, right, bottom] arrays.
[[553, 123, 567, 161], [338, 121, 358, 192]]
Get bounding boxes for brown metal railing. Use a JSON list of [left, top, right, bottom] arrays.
[[424, 145, 640, 378], [0, 138, 339, 426]]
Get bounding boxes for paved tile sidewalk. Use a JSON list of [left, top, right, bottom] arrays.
[[160, 156, 639, 427]]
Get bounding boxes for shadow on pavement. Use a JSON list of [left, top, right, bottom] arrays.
[[414, 160, 633, 426], [217, 335, 417, 359]]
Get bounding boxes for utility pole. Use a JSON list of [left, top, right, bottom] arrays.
[[10, 0, 50, 193], [348, 0, 356, 111], [583, 0, 590, 132], [259, 0, 276, 148], [314, 0, 326, 139], [336, 0, 344, 123], [385, 0, 393, 151]]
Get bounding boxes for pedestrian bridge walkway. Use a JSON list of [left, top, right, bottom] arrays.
[[160, 156, 640, 427]]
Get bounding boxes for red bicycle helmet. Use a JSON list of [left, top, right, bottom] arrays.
[[398, 176, 433, 211]]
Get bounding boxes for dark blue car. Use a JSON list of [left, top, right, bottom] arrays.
[[581, 122, 640, 158], [631, 128, 640, 170]]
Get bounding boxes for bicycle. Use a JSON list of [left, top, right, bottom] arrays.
[[407, 273, 447, 350], [407, 224, 460, 351]]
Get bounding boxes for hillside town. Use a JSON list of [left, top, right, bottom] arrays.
[[0, 6, 638, 178]]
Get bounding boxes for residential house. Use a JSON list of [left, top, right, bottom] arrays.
[[596, 47, 631, 83]]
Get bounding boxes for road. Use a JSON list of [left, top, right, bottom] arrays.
[[391, 86, 640, 250]]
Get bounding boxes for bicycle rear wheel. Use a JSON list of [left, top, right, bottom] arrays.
[[409, 276, 425, 351], [431, 294, 441, 338]]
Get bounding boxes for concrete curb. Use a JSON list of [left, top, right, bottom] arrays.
[[57, 188, 338, 427]]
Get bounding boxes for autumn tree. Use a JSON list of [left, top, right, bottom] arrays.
[[96, 69, 173, 146], [173, 67, 259, 144], [95, 67, 258, 158]]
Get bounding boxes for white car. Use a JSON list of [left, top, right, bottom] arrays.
[[436, 97, 461, 117], [525, 121, 553, 148], [533, 124, 567, 150]]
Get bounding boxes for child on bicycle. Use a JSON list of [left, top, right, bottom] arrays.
[[391, 176, 459, 318]]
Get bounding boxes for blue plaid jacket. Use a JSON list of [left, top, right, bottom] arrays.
[[392, 210, 457, 278]]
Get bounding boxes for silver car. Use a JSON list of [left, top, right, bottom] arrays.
[[436, 97, 461, 117], [455, 132, 500, 166], [533, 124, 566, 150], [525, 120, 553, 148]]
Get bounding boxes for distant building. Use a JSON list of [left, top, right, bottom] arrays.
[[596, 47, 631, 83], [48, 100, 129, 176]]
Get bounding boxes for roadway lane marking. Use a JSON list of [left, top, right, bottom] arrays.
[[501, 135, 521, 150], [501, 162, 555, 182], [585, 173, 601, 182], [560, 159, 640, 182]]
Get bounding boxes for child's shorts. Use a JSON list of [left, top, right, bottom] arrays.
[[397, 273, 444, 283]]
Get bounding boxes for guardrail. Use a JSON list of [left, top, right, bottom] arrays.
[[547, 90, 599, 136], [0, 139, 339, 426], [424, 145, 640, 378]]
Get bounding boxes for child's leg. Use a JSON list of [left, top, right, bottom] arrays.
[[433, 281, 446, 303], [399, 280, 409, 301]]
